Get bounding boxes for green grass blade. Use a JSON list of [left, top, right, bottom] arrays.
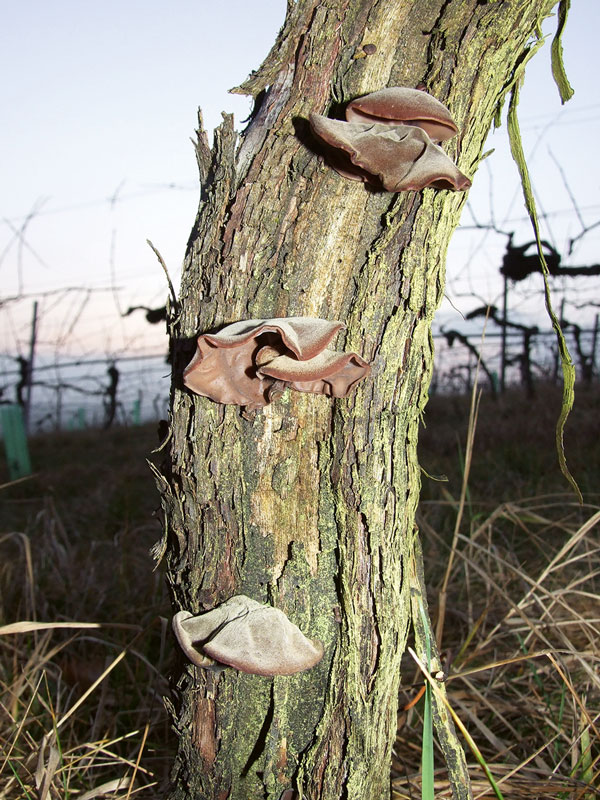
[[507, 81, 582, 503], [418, 597, 435, 800], [551, 0, 574, 103], [409, 647, 505, 800], [7, 759, 33, 799], [421, 683, 435, 800]]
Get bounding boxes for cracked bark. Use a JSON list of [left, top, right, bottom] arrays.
[[156, 1, 560, 798]]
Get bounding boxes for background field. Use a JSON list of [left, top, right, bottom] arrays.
[[1, 386, 599, 799]]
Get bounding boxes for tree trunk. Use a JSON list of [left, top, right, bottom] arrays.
[[156, 1, 559, 798]]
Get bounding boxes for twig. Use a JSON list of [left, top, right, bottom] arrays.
[[146, 239, 178, 308]]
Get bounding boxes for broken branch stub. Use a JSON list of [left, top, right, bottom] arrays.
[[172, 595, 324, 676], [183, 317, 370, 410]]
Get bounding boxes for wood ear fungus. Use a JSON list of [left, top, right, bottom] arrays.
[[310, 86, 470, 192], [183, 317, 370, 410], [309, 114, 471, 192], [172, 595, 324, 676], [345, 87, 459, 143]]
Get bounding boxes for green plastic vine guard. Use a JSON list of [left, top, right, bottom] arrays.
[[1, 404, 32, 481], [132, 397, 142, 426]]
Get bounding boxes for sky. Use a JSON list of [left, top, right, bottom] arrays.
[[1, 0, 599, 369]]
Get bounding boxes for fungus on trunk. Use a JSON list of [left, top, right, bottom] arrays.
[[172, 595, 324, 676], [309, 113, 471, 192], [345, 87, 459, 142], [183, 317, 370, 410]]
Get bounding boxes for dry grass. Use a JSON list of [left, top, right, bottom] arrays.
[[392, 385, 600, 800], [1, 389, 599, 799], [392, 496, 600, 799], [0, 425, 171, 799]]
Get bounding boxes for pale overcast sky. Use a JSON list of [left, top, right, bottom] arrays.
[[1, 0, 598, 361]]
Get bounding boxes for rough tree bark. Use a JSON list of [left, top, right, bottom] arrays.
[[155, 1, 561, 798]]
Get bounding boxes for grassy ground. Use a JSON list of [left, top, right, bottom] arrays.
[[1, 385, 598, 798], [394, 384, 600, 799], [0, 424, 172, 798]]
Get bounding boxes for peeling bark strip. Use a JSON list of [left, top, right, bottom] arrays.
[[159, 2, 561, 798]]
